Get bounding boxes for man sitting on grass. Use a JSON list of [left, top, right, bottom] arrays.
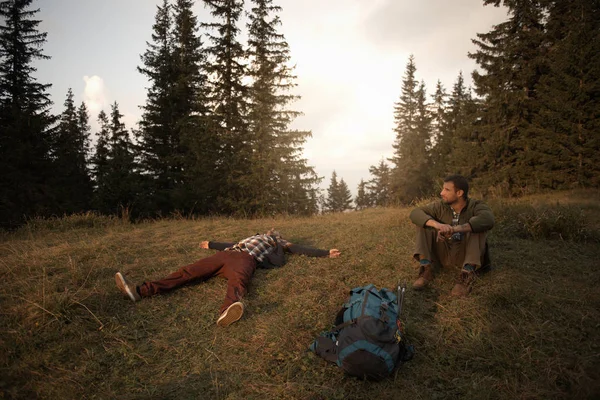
[[410, 175, 494, 296], [115, 229, 341, 327]]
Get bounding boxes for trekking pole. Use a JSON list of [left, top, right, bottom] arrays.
[[395, 281, 406, 339], [396, 281, 415, 361], [397, 281, 406, 318]]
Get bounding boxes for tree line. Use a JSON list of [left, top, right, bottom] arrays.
[[1, 0, 598, 227], [0, 0, 321, 229], [353, 0, 599, 209]]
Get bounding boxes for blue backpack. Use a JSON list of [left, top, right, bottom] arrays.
[[310, 284, 413, 380]]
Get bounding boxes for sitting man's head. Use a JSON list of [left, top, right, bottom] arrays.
[[441, 174, 469, 205]]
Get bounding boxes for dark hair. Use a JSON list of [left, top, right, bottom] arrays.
[[444, 175, 469, 199]]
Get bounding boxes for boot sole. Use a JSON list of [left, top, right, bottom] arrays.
[[115, 272, 140, 302], [217, 302, 244, 327], [412, 279, 431, 290]]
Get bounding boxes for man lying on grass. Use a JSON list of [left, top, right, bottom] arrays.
[[115, 229, 341, 327], [410, 174, 495, 297]]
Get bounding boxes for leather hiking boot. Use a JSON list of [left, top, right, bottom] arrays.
[[451, 270, 476, 297], [413, 263, 434, 290]]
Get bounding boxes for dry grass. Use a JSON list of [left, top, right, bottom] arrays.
[[1, 191, 600, 399]]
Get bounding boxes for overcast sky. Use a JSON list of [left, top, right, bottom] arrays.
[[35, 0, 507, 196]]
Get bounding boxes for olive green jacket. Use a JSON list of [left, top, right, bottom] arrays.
[[410, 198, 495, 233]]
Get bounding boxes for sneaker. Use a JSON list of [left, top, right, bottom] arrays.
[[115, 272, 141, 302], [217, 301, 244, 327], [412, 263, 434, 290], [451, 269, 476, 297]]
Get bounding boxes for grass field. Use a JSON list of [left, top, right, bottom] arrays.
[[1, 190, 599, 399]]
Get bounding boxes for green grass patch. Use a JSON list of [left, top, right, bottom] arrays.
[[490, 197, 600, 242], [1, 191, 599, 399]]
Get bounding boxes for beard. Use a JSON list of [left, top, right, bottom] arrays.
[[443, 197, 458, 206]]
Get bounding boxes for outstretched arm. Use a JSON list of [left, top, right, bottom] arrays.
[[286, 243, 341, 258], [199, 241, 235, 250]]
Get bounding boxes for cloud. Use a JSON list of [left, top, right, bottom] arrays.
[[82, 75, 109, 119], [361, 0, 508, 87]]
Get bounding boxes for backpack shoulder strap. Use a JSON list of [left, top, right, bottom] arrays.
[[309, 334, 339, 363]]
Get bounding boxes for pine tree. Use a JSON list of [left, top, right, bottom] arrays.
[[429, 79, 448, 178], [389, 55, 418, 178], [172, 0, 209, 119], [433, 73, 470, 178], [53, 89, 93, 213], [366, 159, 392, 207], [76, 101, 93, 203], [94, 103, 139, 216], [355, 179, 370, 210], [202, 0, 249, 214], [91, 110, 110, 211], [389, 56, 433, 204], [413, 81, 434, 195], [534, 0, 600, 188], [443, 72, 482, 179], [77, 101, 92, 161], [138, 0, 216, 215], [172, 0, 213, 212], [337, 178, 353, 212], [137, 0, 179, 214], [325, 172, 352, 213], [245, 0, 320, 215], [469, 0, 548, 194], [324, 171, 352, 212], [325, 171, 340, 213], [447, 72, 468, 134], [0, 0, 56, 227]]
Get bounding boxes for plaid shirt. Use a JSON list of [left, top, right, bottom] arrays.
[[225, 234, 290, 262]]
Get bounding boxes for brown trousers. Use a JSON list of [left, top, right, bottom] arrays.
[[413, 226, 488, 270], [139, 251, 257, 313]]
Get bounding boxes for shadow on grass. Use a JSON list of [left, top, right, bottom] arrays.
[[131, 372, 221, 400]]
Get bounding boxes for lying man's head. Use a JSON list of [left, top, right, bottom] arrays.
[[267, 228, 282, 240]]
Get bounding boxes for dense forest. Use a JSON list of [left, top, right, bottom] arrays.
[[359, 0, 600, 206], [0, 0, 598, 228]]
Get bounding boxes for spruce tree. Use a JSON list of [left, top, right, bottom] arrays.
[[324, 171, 339, 213], [337, 178, 353, 212], [413, 81, 434, 195], [0, 0, 56, 227], [325, 171, 352, 213], [91, 111, 110, 212], [53, 89, 93, 213], [448, 82, 482, 180], [245, 0, 320, 215], [172, 0, 209, 120], [429, 80, 449, 178], [389, 56, 433, 204], [534, 0, 600, 188], [324, 171, 352, 213], [355, 179, 370, 210], [389, 55, 418, 179], [366, 159, 392, 207], [433, 74, 465, 178], [469, 0, 548, 194], [77, 101, 92, 160], [201, 0, 249, 214], [94, 103, 139, 216], [138, 0, 214, 215], [137, 0, 177, 214], [172, 0, 213, 212]]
